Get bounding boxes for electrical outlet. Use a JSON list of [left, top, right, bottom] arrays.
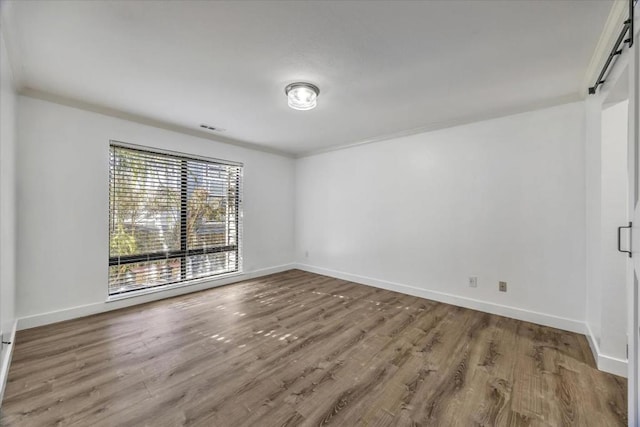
[[499, 281, 507, 292], [305, 250, 309, 258], [468, 276, 477, 288]]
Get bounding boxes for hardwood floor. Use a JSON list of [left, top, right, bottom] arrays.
[[1, 270, 626, 426]]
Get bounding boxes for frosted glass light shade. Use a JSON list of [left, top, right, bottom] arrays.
[[285, 82, 319, 111]]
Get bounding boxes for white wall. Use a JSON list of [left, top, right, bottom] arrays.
[[585, 92, 630, 378], [0, 16, 16, 337], [585, 96, 604, 349], [296, 102, 587, 331], [0, 20, 18, 400], [600, 100, 629, 361], [16, 96, 295, 326]]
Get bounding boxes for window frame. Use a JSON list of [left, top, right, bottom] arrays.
[[107, 140, 243, 300]]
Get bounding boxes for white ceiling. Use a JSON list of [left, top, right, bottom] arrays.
[[3, 0, 612, 156]]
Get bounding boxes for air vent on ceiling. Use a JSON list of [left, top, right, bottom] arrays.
[[199, 124, 225, 132]]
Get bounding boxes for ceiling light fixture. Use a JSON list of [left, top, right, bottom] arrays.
[[285, 82, 319, 111]]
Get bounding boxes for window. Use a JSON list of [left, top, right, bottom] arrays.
[[108, 142, 242, 296]]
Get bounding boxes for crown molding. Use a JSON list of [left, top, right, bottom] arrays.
[[296, 94, 581, 159], [0, 0, 24, 90], [19, 88, 296, 159]]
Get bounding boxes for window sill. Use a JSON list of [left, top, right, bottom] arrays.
[[106, 270, 243, 303]]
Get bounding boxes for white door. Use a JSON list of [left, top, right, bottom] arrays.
[[628, 15, 639, 427]]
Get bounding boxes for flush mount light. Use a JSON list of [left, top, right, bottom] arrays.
[[285, 82, 320, 111]]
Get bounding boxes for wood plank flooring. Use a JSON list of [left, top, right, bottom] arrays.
[[0, 270, 627, 426]]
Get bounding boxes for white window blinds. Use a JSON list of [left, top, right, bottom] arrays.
[[108, 143, 242, 295]]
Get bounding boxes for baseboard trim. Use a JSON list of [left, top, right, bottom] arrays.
[[17, 263, 296, 331], [598, 354, 628, 378], [294, 263, 586, 335], [585, 322, 600, 366], [0, 320, 18, 405], [295, 264, 631, 376], [585, 322, 628, 378], [11, 264, 628, 378]]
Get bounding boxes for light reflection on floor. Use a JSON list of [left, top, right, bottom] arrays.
[[184, 279, 413, 355]]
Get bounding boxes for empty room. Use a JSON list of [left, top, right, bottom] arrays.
[[0, 0, 638, 425]]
